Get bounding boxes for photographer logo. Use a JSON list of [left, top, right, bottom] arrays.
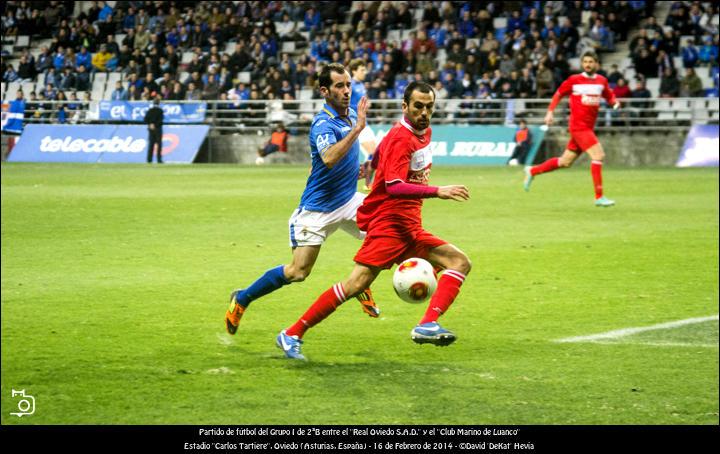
[[10, 389, 35, 417]]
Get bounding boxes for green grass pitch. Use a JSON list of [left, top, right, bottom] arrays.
[[1, 163, 717, 425]]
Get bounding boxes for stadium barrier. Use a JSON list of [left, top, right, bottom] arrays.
[[2, 97, 717, 165]]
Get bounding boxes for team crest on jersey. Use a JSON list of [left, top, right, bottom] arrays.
[[581, 94, 601, 106], [316, 133, 331, 151], [408, 144, 432, 184]]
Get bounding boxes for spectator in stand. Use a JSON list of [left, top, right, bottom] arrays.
[[111, 80, 129, 100], [97, 1, 113, 23], [612, 77, 632, 99], [680, 67, 703, 97], [656, 49, 674, 78], [536, 61, 554, 98], [92, 44, 113, 72], [303, 6, 322, 38], [633, 48, 658, 80], [631, 78, 652, 117], [76, 46, 92, 71], [607, 64, 623, 87], [58, 66, 76, 90], [16, 55, 36, 83], [659, 68, 680, 98], [698, 34, 719, 66], [682, 39, 699, 68], [2, 64, 19, 82]]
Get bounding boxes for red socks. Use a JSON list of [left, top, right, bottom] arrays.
[[419, 270, 466, 325], [530, 157, 559, 176], [286, 283, 347, 338], [591, 160, 603, 199]]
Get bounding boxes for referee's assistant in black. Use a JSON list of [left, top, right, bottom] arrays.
[[144, 97, 164, 163]]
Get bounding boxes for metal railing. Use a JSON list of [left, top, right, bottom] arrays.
[[16, 97, 720, 134]]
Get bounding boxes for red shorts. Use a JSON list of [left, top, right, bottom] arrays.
[[354, 229, 447, 269], [566, 129, 599, 153]]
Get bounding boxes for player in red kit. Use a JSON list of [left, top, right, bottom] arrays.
[[275, 82, 472, 360], [524, 50, 621, 207]]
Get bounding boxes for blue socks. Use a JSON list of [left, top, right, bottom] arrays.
[[235, 265, 290, 308]]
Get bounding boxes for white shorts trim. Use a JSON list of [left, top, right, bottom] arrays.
[[288, 192, 366, 247]]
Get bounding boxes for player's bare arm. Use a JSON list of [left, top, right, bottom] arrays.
[[321, 96, 368, 168], [437, 185, 470, 201]]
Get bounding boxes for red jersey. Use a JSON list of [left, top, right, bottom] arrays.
[[356, 118, 432, 236], [549, 72, 616, 131]]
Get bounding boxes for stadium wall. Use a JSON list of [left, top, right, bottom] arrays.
[[208, 128, 691, 167], [539, 130, 690, 167]]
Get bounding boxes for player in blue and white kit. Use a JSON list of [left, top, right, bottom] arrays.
[[226, 63, 379, 335], [349, 59, 378, 191]]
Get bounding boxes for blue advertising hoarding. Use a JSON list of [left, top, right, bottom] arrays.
[[97, 101, 207, 123], [676, 125, 719, 167], [370, 124, 546, 165], [8, 124, 209, 163]]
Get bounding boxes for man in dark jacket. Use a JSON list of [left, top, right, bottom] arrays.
[[144, 97, 164, 163]]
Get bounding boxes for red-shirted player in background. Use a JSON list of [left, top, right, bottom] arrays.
[[276, 82, 472, 360], [524, 50, 621, 207]]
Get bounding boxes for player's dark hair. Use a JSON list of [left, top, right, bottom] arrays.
[[403, 81, 435, 105], [348, 59, 366, 75], [581, 50, 599, 62], [318, 63, 348, 90]]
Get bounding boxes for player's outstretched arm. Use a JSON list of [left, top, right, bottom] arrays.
[[437, 185, 470, 202], [321, 97, 369, 169]]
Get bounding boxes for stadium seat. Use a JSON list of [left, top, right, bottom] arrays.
[[20, 82, 35, 96], [5, 82, 21, 100], [492, 17, 507, 30], [645, 78, 660, 96], [15, 35, 30, 48], [436, 48, 447, 67], [237, 71, 251, 84], [224, 41, 236, 54], [298, 88, 313, 100], [387, 30, 400, 42], [654, 99, 671, 114], [107, 72, 122, 87], [466, 38, 479, 49], [281, 41, 296, 53], [673, 56, 682, 70], [680, 35, 695, 45], [568, 57, 580, 71], [181, 52, 194, 64], [115, 33, 126, 44], [94, 72, 108, 86], [698, 73, 713, 91], [91, 79, 105, 101], [0, 82, 6, 98]]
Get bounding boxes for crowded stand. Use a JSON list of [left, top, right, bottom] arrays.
[[1, 1, 718, 127]]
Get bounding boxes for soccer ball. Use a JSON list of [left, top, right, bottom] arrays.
[[255, 156, 265, 165], [392, 258, 437, 304]]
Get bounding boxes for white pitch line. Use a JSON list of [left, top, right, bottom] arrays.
[[555, 314, 719, 343]]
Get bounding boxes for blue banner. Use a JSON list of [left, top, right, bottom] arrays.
[[370, 124, 546, 165], [1, 99, 25, 133], [97, 101, 207, 123], [676, 125, 719, 167], [8, 124, 209, 163]]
